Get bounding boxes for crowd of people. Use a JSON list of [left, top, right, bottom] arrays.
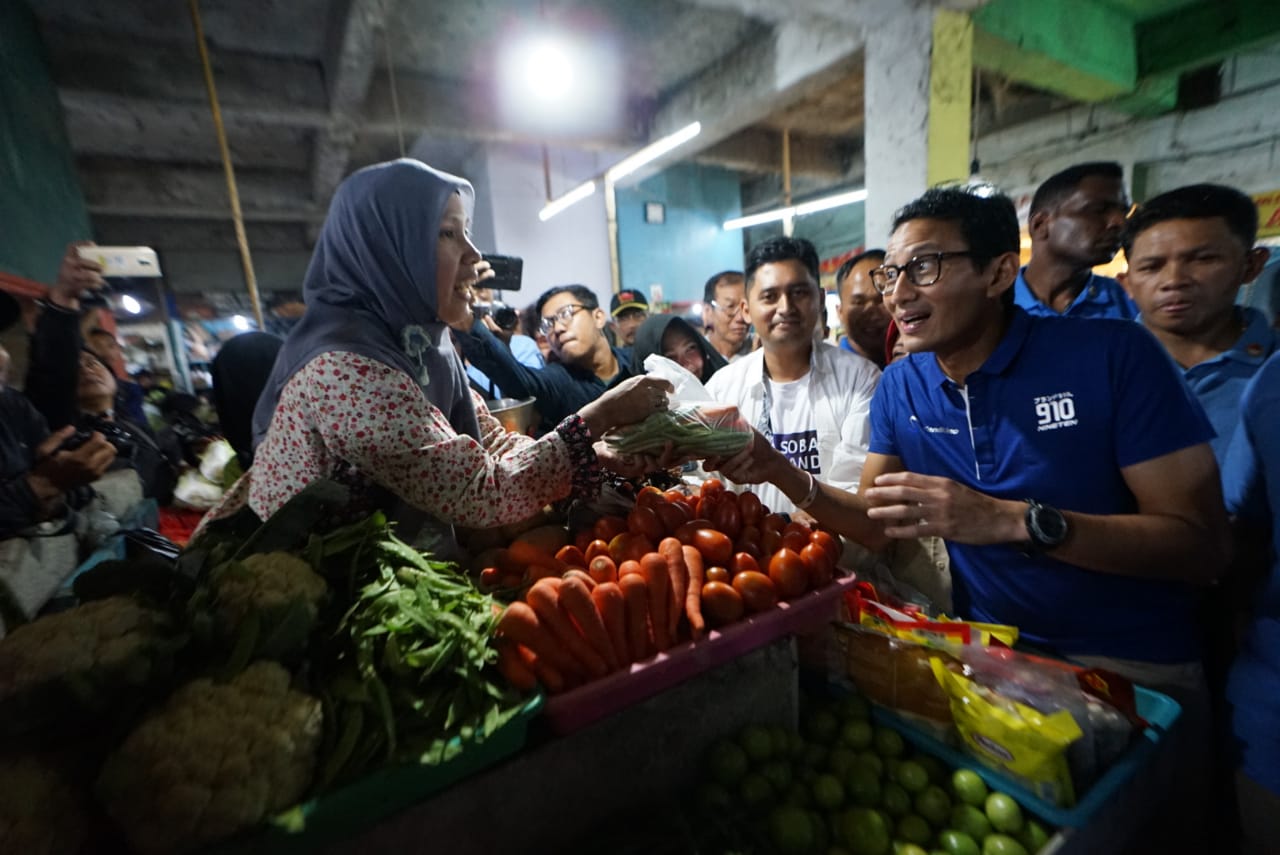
[[1, 154, 1277, 851]]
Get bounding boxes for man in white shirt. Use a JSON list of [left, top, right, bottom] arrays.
[[706, 236, 880, 516]]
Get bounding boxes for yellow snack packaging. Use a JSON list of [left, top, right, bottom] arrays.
[[930, 659, 1083, 806]]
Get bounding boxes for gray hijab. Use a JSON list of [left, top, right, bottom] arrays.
[[252, 159, 481, 447]]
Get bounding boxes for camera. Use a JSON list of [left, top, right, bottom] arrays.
[[474, 302, 520, 332], [58, 418, 136, 459]]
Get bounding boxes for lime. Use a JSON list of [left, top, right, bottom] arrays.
[[914, 785, 952, 827], [885, 758, 903, 781], [837, 694, 872, 721], [984, 793, 1023, 835], [874, 727, 906, 758], [853, 751, 885, 779], [1018, 820, 1050, 852], [809, 808, 832, 852], [950, 804, 993, 841], [841, 719, 875, 750], [805, 742, 832, 768], [839, 807, 891, 855], [786, 781, 814, 808], [707, 740, 749, 787], [895, 760, 930, 794], [696, 782, 732, 813], [740, 772, 774, 807], [937, 829, 981, 855], [830, 747, 859, 776], [807, 709, 841, 744], [881, 781, 912, 817], [770, 805, 816, 855], [762, 760, 795, 793], [894, 844, 930, 855], [846, 765, 883, 806], [914, 754, 946, 785], [789, 731, 809, 760], [981, 834, 1028, 855], [950, 769, 988, 807], [896, 814, 933, 846], [740, 724, 775, 763], [814, 773, 847, 810]]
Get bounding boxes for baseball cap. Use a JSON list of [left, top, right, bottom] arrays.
[[610, 288, 648, 317]]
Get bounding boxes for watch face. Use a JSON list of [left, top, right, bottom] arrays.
[[1033, 505, 1068, 545]]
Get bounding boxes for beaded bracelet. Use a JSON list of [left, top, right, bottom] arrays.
[[555, 414, 603, 498], [795, 470, 820, 510]]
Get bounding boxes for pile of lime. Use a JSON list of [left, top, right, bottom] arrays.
[[697, 694, 1054, 855]]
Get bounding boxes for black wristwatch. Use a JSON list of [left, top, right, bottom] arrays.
[[1023, 499, 1068, 552]]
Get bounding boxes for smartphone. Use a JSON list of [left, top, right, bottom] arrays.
[[485, 254, 523, 292], [77, 246, 162, 278]]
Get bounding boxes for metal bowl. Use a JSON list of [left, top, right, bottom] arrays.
[[485, 396, 539, 434]]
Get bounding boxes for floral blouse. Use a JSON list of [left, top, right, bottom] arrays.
[[202, 351, 580, 529]]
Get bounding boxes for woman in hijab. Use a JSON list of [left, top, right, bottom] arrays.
[[199, 160, 668, 540], [626, 313, 727, 385]]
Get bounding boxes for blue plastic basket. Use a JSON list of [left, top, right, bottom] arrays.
[[871, 685, 1181, 828]]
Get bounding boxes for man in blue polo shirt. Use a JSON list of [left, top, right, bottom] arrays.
[[1017, 162, 1137, 319], [1120, 183, 1276, 467]]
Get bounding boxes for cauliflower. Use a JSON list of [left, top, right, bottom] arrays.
[[0, 596, 178, 735], [96, 661, 323, 855], [208, 551, 327, 661], [0, 753, 88, 855]]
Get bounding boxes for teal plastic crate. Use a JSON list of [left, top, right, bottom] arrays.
[[219, 694, 543, 853], [870, 686, 1180, 828]]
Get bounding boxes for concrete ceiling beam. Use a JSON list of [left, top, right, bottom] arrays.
[[680, 0, 986, 27], [80, 163, 314, 217], [90, 217, 310, 253], [694, 128, 848, 177]]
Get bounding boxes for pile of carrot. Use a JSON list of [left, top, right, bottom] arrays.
[[494, 535, 706, 694]]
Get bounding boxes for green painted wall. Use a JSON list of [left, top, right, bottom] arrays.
[[0, 0, 91, 283]]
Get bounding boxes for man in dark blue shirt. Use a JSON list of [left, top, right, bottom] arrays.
[[456, 285, 630, 435]]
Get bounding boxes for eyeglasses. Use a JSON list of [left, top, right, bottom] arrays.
[[710, 299, 745, 317], [871, 251, 978, 295], [539, 303, 589, 334]]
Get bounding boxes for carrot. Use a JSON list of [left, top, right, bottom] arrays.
[[618, 559, 643, 579], [527, 563, 559, 581], [618, 573, 652, 662], [526, 580, 609, 678], [591, 582, 630, 667], [563, 568, 598, 591], [682, 544, 706, 639], [660, 537, 689, 641], [640, 552, 672, 651], [559, 575, 620, 672], [496, 601, 582, 679], [495, 639, 538, 692], [519, 645, 567, 694]]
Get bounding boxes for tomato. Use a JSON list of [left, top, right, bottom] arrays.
[[738, 524, 762, 547], [663, 488, 688, 505], [801, 542, 834, 589], [675, 519, 715, 545], [627, 505, 666, 542], [573, 529, 594, 553], [701, 478, 726, 498], [655, 501, 691, 535], [672, 498, 697, 519], [527, 563, 559, 581], [618, 559, 642, 578], [705, 566, 732, 584], [555, 545, 588, 569], [709, 498, 743, 540], [701, 581, 745, 626], [761, 530, 782, 556], [692, 528, 734, 566], [735, 540, 763, 560], [768, 548, 809, 599], [732, 551, 762, 576], [588, 555, 618, 585], [584, 539, 611, 563], [810, 530, 841, 565], [636, 485, 666, 509], [781, 529, 810, 554], [738, 490, 764, 527], [761, 513, 789, 535], [609, 532, 653, 564], [593, 514, 628, 542], [479, 566, 500, 589], [783, 520, 814, 539], [733, 570, 779, 612]]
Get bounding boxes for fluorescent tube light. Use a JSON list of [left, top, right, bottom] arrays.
[[605, 122, 702, 183], [723, 187, 867, 231], [538, 180, 597, 221]]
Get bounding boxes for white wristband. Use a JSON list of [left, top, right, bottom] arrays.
[[795, 471, 820, 510]]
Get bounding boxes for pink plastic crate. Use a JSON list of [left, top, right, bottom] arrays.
[[543, 573, 858, 734]]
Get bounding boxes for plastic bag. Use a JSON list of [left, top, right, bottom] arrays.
[[605, 355, 751, 458]]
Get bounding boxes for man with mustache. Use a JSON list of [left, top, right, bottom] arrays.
[[1017, 161, 1136, 319], [705, 236, 879, 517]]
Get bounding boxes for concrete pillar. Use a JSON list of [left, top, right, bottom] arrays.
[[864, 8, 973, 247]]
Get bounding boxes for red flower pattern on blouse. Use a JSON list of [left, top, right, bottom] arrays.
[[200, 351, 572, 529]]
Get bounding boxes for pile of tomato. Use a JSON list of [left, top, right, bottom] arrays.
[[570, 480, 843, 629]]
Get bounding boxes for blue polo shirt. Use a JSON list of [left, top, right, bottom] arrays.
[[1014, 267, 1137, 320], [1179, 307, 1279, 467], [1221, 352, 1280, 792], [869, 309, 1213, 661]]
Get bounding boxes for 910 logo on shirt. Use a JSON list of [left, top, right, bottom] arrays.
[[1034, 391, 1078, 432]]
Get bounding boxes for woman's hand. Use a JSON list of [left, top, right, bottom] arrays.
[[594, 440, 688, 479], [580, 375, 674, 437]]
